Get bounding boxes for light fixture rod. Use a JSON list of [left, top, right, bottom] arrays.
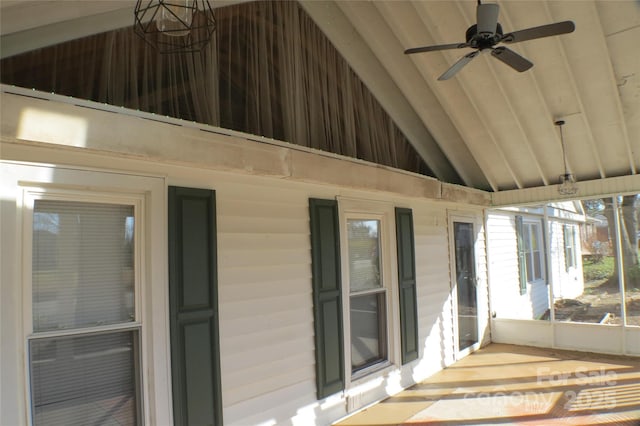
[[555, 119, 578, 195], [555, 119, 570, 175]]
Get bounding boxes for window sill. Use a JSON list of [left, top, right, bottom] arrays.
[[349, 360, 396, 386]]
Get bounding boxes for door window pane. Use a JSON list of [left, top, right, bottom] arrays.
[[33, 200, 135, 331], [454, 222, 478, 351], [30, 331, 139, 426], [350, 293, 386, 372], [347, 220, 381, 292]]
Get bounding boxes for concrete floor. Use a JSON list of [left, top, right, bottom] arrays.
[[336, 344, 640, 426]]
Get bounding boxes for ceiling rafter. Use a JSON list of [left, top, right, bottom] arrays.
[[591, 4, 636, 176], [500, 1, 591, 183], [480, 3, 557, 187], [492, 3, 575, 187], [551, 1, 615, 180]]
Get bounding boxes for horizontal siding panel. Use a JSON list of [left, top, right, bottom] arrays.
[[222, 306, 311, 335], [219, 233, 309, 251], [219, 263, 310, 285], [217, 216, 309, 234], [220, 278, 310, 302], [218, 182, 309, 203], [223, 350, 313, 387], [220, 248, 309, 268], [220, 293, 311, 320], [224, 381, 321, 426], [222, 336, 313, 372], [222, 322, 312, 354], [224, 365, 313, 407], [218, 199, 307, 219]]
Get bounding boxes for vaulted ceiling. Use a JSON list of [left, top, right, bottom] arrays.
[[1, 0, 639, 192]]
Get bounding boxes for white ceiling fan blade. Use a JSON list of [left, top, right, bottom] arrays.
[[477, 3, 499, 35], [438, 51, 480, 81]]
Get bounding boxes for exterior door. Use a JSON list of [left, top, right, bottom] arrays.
[[453, 220, 479, 354]]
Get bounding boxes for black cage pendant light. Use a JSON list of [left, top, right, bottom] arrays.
[[555, 119, 578, 196], [134, 0, 216, 54]]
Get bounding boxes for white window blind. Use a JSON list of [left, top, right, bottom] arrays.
[[32, 200, 135, 332], [30, 199, 140, 426], [30, 331, 139, 426]]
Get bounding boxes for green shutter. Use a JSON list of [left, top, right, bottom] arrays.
[[515, 215, 527, 295], [395, 208, 419, 364], [169, 187, 222, 426], [309, 198, 344, 399]]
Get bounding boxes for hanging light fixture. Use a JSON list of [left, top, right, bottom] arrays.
[[555, 119, 578, 196], [134, 0, 216, 54]]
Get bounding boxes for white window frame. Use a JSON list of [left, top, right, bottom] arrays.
[[23, 188, 146, 425], [522, 219, 545, 283], [1, 163, 173, 426], [337, 198, 400, 387], [448, 211, 482, 359], [564, 224, 577, 270]]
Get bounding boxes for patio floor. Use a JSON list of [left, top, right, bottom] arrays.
[[335, 343, 640, 426]]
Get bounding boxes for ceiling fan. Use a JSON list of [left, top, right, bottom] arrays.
[[404, 0, 575, 80]]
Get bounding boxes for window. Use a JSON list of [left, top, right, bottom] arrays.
[[27, 196, 142, 426], [339, 202, 398, 381], [523, 221, 544, 282], [347, 219, 387, 373], [564, 224, 577, 271], [309, 198, 417, 399], [516, 216, 546, 294]]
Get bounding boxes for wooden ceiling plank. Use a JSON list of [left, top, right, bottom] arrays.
[[549, 0, 621, 180], [594, 1, 638, 175]]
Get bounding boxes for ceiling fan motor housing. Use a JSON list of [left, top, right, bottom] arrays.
[[465, 23, 503, 50]]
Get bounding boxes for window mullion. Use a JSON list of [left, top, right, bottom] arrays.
[[350, 287, 386, 297], [28, 322, 142, 340]]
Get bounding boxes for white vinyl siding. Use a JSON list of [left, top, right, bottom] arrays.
[[487, 212, 549, 320], [216, 181, 317, 423], [1, 93, 490, 426], [414, 209, 457, 370], [213, 177, 471, 425], [549, 221, 584, 300]]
